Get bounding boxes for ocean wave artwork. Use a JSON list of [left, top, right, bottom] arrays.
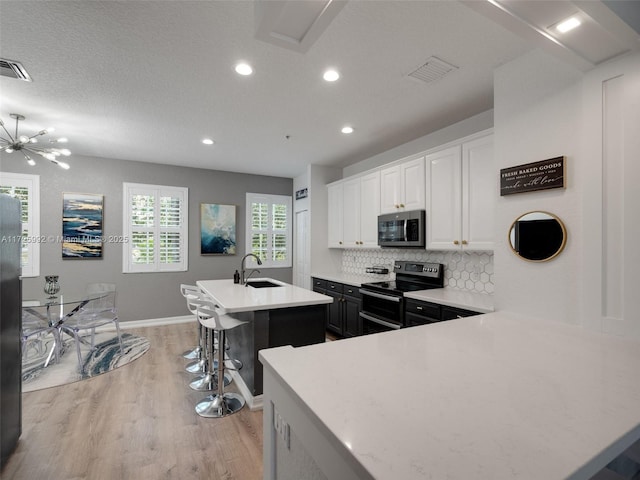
[[62, 193, 103, 258], [200, 203, 236, 255]]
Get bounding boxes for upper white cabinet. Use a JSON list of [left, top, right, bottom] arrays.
[[328, 171, 380, 249], [380, 156, 425, 214], [327, 182, 344, 248], [426, 132, 494, 251]]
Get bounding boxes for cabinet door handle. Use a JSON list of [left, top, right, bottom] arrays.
[[394, 204, 399, 209], [453, 240, 460, 245], [400, 203, 405, 208], [462, 240, 468, 245], [339, 241, 343, 245], [416, 306, 423, 310]]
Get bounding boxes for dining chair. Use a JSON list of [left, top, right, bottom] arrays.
[[61, 282, 123, 374], [21, 308, 61, 366]]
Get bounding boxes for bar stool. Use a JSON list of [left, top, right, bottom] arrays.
[[194, 302, 247, 418], [187, 297, 232, 392], [182, 286, 213, 375], [180, 284, 203, 360]]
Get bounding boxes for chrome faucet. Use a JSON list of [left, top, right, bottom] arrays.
[[240, 253, 263, 285]]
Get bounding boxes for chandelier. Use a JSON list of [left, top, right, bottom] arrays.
[[0, 113, 71, 169]]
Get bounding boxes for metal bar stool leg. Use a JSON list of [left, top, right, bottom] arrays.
[[189, 328, 231, 391], [184, 323, 208, 374], [181, 320, 202, 359], [195, 329, 245, 418]]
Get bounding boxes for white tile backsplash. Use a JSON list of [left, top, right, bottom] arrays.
[[341, 249, 494, 294]]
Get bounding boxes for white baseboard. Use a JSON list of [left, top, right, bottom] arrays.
[[230, 369, 264, 411], [97, 315, 194, 332]]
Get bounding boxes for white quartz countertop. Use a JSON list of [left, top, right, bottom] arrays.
[[259, 312, 640, 480], [404, 288, 494, 313], [197, 278, 332, 314]]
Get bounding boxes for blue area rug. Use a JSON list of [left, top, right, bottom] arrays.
[[22, 331, 150, 392]]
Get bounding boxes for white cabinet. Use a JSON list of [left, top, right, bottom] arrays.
[[328, 171, 380, 248], [426, 133, 494, 251], [380, 156, 425, 214], [327, 182, 343, 248]]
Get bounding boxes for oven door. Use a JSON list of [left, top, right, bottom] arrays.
[[359, 288, 404, 333], [360, 312, 402, 334]]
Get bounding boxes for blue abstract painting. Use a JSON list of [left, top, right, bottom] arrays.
[[200, 204, 236, 255], [62, 193, 103, 258]]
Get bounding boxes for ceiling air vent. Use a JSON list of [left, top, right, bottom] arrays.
[[0, 58, 32, 82], [407, 56, 458, 84]]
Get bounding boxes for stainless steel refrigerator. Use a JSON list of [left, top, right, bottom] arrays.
[[1, 193, 22, 467]]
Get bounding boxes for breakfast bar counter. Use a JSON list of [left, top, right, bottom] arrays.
[[197, 278, 332, 401], [259, 312, 640, 479]]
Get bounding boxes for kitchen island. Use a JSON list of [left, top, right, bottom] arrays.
[[197, 278, 332, 407], [259, 312, 640, 479]]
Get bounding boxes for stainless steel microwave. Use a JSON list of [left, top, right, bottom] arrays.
[[377, 210, 425, 248]]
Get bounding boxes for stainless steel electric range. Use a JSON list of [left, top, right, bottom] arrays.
[[359, 260, 444, 334]]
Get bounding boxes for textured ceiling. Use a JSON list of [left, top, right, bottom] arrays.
[[0, 1, 636, 178]]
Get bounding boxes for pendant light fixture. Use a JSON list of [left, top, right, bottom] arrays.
[[0, 113, 71, 169]]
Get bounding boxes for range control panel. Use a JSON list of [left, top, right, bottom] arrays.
[[393, 261, 442, 278]]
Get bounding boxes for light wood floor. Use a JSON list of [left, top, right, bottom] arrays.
[[3, 322, 264, 480]]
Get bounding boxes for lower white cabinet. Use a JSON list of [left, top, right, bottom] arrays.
[[426, 132, 494, 251], [328, 171, 380, 248]]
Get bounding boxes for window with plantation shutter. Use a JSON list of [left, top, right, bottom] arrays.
[[0, 172, 40, 277], [123, 183, 188, 273], [246, 193, 291, 268]]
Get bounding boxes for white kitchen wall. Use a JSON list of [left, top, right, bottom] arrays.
[[494, 49, 640, 337], [342, 248, 494, 294], [493, 50, 583, 325]]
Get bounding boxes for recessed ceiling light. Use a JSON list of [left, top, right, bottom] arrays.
[[323, 69, 340, 82], [556, 16, 581, 33], [341, 126, 354, 134], [235, 63, 253, 75], [202, 138, 214, 145]]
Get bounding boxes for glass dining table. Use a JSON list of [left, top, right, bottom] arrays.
[[22, 293, 106, 366]]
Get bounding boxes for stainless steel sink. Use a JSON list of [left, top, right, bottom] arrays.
[[246, 280, 282, 288]]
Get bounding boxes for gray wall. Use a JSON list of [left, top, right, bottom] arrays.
[[1, 153, 293, 321]]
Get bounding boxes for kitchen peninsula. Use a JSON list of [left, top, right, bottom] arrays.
[[259, 312, 640, 480], [197, 278, 332, 406]]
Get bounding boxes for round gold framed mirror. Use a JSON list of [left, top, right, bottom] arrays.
[[508, 211, 567, 262]]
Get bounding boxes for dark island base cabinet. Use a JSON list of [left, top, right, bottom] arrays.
[[226, 304, 327, 396], [312, 278, 362, 338]]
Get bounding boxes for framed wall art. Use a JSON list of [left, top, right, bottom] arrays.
[[62, 192, 104, 258], [200, 203, 236, 255]]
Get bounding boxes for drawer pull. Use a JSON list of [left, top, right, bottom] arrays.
[[416, 306, 423, 310]]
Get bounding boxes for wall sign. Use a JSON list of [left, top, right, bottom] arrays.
[[295, 188, 308, 200], [500, 156, 565, 196]]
